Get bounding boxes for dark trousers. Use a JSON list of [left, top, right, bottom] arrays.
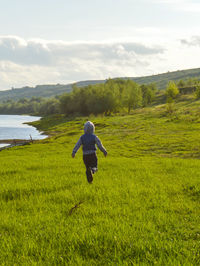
[[83, 153, 98, 170]]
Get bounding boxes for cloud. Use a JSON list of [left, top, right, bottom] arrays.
[[0, 36, 51, 66], [180, 36, 200, 46], [0, 36, 165, 90], [0, 36, 164, 66], [0, 35, 200, 91]]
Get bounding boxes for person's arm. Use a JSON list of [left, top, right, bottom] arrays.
[[72, 137, 82, 157], [95, 136, 107, 156]]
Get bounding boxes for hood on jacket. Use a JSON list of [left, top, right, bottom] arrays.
[[84, 121, 95, 134]]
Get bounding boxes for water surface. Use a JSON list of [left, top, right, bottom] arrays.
[[0, 115, 47, 140], [0, 143, 10, 148]]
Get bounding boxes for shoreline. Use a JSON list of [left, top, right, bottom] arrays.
[[0, 139, 33, 144], [0, 138, 35, 151], [0, 115, 49, 151]]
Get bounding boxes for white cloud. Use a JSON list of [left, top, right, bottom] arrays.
[[0, 36, 165, 90], [0, 36, 164, 66], [180, 36, 200, 46], [0, 35, 200, 91], [0, 36, 51, 66], [0, 62, 61, 89]]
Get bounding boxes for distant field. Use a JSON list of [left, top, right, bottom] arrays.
[[0, 97, 200, 265]]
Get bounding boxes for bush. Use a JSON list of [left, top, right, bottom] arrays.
[[166, 81, 179, 103], [195, 85, 200, 99]]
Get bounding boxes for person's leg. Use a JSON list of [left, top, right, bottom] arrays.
[[90, 153, 98, 174], [83, 154, 93, 183], [86, 168, 93, 183]]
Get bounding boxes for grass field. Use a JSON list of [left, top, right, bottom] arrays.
[[0, 97, 200, 265]]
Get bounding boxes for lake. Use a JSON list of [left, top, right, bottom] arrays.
[[0, 115, 47, 146]]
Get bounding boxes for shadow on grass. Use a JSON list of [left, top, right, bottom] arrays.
[[0, 185, 72, 202], [183, 185, 200, 202]]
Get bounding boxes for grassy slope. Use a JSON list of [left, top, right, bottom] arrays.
[[0, 96, 200, 265], [131, 67, 200, 90]]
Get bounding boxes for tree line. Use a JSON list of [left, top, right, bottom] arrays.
[[166, 77, 200, 102], [0, 79, 156, 116], [0, 97, 60, 116], [1, 77, 200, 117], [175, 77, 200, 88]]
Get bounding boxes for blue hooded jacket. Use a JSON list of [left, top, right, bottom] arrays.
[[72, 121, 107, 156], [81, 121, 97, 153]]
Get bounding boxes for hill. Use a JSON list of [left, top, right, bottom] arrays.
[[0, 95, 200, 264], [0, 67, 200, 102], [129, 67, 200, 89], [0, 80, 106, 102]]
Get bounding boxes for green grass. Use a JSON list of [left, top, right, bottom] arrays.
[[0, 97, 200, 265]]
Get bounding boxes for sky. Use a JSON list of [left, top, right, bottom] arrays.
[[0, 0, 200, 90]]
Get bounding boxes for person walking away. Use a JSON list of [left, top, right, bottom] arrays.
[[72, 121, 107, 183]]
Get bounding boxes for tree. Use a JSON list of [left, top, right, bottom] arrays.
[[166, 81, 179, 103], [59, 93, 75, 115], [123, 80, 142, 113], [177, 80, 185, 88], [141, 84, 155, 107], [195, 85, 200, 99]]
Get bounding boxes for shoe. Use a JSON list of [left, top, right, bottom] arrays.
[[86, 168, 93, 183], [91, 167, 98, 174]]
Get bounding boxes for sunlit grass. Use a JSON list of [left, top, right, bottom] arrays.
[[0, 99, 200, 264]]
